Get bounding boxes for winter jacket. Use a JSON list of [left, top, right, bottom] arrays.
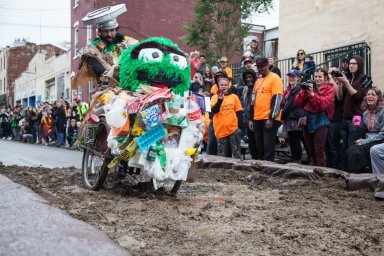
[[281, 84, 303, 121], [360, 106, 384, 145], [294, 83, 334, 120], [341, 55, 367, 119]]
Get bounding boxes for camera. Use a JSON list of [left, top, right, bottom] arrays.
[[299, 80, 317, 91], [361, 77, 373, 89], [331, 70, 344, 77]]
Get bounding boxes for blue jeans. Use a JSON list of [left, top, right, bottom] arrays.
[[56, 132, 65, 145], [33, 122, 38, 143]]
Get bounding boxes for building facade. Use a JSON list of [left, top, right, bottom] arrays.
[[279, 0, 384, 88], [14, 50, 71, 107], [0, 43, 66, 108]]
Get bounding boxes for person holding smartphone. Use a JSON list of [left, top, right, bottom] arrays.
[[210, 78, 243, 159]]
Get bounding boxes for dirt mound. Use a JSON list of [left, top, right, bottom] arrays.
[[1, 164, 383, 255]]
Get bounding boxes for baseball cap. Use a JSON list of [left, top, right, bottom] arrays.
[[287, 69, 300, 77], [243, 57, 253, 64], [255, 57, 268, 66]]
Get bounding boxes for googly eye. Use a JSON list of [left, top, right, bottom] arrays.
[[138, 48, 163, 62], [169, 53, 188, 69]]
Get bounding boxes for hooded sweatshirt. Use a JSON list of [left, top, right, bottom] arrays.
[[241, 69, 257, 114], [342, 55, 367, 119], [211, 70, 238, 95]]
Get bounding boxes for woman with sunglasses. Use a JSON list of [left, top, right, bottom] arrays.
[[292, 49, 306, 73]]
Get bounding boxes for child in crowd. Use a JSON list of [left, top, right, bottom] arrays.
[[302, 55, 316, 81], [67, 118, 78, 147], [20, 119, 33, 143], [210, 77, 243, 159], [42, 111, 55, 145]]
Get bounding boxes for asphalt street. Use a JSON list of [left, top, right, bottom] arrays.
[[0, 140, 83, 169]]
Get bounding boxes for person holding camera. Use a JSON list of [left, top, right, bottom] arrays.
[[294, 68, 334, 167], [325, 66, 345, 169], [334, 55, 367, 170]]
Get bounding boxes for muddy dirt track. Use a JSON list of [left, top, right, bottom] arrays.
[[1, 164, 384, 256]]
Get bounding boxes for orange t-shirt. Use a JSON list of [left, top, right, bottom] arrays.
[[210, 94, 242, 139], [210, 84, 218, 95], [222, 67, 233, 80], [252, 72, 283, 121]]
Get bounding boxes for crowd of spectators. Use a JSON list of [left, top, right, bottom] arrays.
[[0, 98, 89, 148], [1, 37, 383, 174], [187, 37, 384, 174]]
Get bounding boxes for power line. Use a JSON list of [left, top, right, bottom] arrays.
[[0, 22, 149, 38], [0, 21, 72, 28], [0, 7, 69, 12]]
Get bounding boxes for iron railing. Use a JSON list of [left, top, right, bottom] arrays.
[[223, 42, 371, 86], [276, 42, 371, 85]]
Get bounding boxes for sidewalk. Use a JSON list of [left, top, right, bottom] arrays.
[[0, 174, 129, 256]]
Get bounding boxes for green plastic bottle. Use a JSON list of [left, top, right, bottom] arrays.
[[156, 142, 167, 168], [146, 145, 157, 162]]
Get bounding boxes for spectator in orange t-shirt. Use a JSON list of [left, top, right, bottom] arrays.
[[218, 56, 232, 84], [249, 57, 283, 161], [211, 77, 243, 159]]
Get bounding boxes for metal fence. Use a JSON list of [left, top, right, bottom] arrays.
[[225, 42, 371, 86]]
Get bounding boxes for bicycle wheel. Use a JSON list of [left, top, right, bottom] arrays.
[[82, 117, 110, 190]]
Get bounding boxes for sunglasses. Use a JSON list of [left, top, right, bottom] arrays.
[[297, 52, 304, 56]]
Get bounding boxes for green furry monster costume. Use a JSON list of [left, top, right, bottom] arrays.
[[119, 37, 190, 95]]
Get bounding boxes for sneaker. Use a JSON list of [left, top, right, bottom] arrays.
[[116, 163, 128, 180], [2, 137, 5, 139], [7, 137, 12, 140]]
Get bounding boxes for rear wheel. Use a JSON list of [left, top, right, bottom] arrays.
[[82, 118, 110, 191]]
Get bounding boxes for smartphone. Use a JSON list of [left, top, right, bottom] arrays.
[[218, 88, 225, 97]]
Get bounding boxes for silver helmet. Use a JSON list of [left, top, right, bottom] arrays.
[[82, 4, 127, 30]]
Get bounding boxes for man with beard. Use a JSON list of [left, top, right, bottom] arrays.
[[82, 4, 138, 78]]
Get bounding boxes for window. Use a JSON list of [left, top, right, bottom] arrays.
[[88, 81, 94, 98], [73, 21, 80, 57], [77, 85, 82, 101], [0, 79, 2, 92], [86, 25, 93, 45], [56, 74, 65, 99]]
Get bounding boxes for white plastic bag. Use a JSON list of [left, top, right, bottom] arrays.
[[105, 98, 128, 128]]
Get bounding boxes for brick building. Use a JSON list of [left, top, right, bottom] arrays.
[[0, 43, 66, 108], [71, 0, 198, 101]]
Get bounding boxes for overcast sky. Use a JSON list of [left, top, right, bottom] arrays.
[[246, 0, 279, 29], [0, 0, 278, 49], [0, 0, 70, 48]]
